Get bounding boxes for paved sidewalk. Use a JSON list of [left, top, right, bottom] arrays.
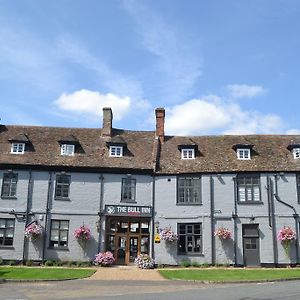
[[88, 266, 166, 281]]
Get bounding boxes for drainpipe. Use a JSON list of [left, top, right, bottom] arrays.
[[210, 176, 215, 265], [274, 174, 299, 265], [23, 169, 32, 263], [267, 175, 278, 267], [151, 175, 155, 260], [232, 177, 238, 266], [42, 171, 52, 262], [97, 174, 104, 253]]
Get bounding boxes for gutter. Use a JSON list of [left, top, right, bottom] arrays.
[[97, 174, 104, 253], [274, 175, 299, 265], [232, 177, 238, 266]]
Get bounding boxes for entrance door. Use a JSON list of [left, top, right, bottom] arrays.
[[116, 236, 126, 265], [243, 224, 260, 266], [106, 217, 150, 265]]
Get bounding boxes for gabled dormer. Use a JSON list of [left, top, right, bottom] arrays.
[[178, 139, 198, 160], [8, 133, 30, 154], [58, 135, 79, 156], [106, 135, 127, 157], [233, 144, 254, 160], [287, 144, 300, 159]]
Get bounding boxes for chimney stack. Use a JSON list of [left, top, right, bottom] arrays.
[[155, 107, 165, 143], [102, 107, 113, 137]]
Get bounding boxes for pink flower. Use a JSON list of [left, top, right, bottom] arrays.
[[159, 227, 178, 242], [94, 251, 115, 266], [74, 225, 91, 241], [277, 226, 296, 242], [214, 227, 232, 239], [25, 223, 43, 239]]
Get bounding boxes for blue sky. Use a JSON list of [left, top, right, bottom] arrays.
[[1, 0, 300, 135]]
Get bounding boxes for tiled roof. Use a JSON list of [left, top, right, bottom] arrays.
[[1, 125, 300, 174], [0, 125, 155, 172], [157, 135, 300, 174]]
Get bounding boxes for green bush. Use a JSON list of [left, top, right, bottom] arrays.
[[44, 260, 54, 266], [192, 262, 200, 267], [0, 257, 3, 265], [8, 260, 17, 266], [180, 260, 191, 268]]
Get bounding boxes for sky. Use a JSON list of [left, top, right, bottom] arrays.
[[1, 0, 300, 136]]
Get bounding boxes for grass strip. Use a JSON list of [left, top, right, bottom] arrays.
[[0, 266, 95, 280], [159, 268, 300, 282]]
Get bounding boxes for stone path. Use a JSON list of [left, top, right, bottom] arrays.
[[88, 265, 166, 281]]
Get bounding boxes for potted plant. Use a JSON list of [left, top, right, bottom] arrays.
[[159, 227, 178, 242], [214, 227, 232, 240], [134, 254, 155, 269], [94, 251, 115, 267], [74, 225, 91, 242], [25, 223, 43, 240], [277, 226, 296, 254]]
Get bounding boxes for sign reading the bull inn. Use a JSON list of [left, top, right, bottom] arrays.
[[104, 205, 152, 217]]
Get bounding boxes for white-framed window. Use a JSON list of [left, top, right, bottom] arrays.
[[109, 146, 123, 157], [237, 148, 251, 160], [10, 143, 25, 154], [60, 144, 75, 156], [181, 149, 195, 159], [293, 148, 300, 159]]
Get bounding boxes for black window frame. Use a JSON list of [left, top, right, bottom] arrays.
[[121, 178, 136, 202], [49, 219, 69, 249], [54, 174, 71, 200], [1, 173, 18, 199], [0, 218, 15, 247], [177, 223, 202, 255], [236, 174, 262, 203], [177, 176, 201, 205]]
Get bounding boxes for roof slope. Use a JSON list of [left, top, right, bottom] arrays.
[[157, 135, 300, 174], [0, 125, 155, 171]]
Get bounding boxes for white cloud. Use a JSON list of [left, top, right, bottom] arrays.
[[286, 129, 300, 135], [165, 95, 285, 136], [55, 89, 131, 121], [226, 84, 266, 99]]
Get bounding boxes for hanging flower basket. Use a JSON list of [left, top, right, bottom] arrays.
[[134, 254, 155, 269], [94, 251, 115, 267], [74, 225, 91, 242], [159, 227, 178, 242], [214, 227, 232, 240], [277, 226, 296, 254], [25, 223, 43, 240]]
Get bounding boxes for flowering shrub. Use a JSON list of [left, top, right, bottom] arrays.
[[74, 225, 91, 241], [159, 227, 178, 242], [214, 227, 232, 240], [94, 251, 115, 267], [277, 226, 296, 242], [134, 254, 155, 269], [25, 223, 43, 240]]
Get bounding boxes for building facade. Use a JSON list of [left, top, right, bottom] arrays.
[[1, 108, 300, 266]]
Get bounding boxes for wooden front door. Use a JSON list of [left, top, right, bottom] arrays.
[[243, 224, 260, 266], [106, 217, 150, 265]]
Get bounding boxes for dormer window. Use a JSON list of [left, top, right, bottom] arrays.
[[287, 144, 300, 160], [61, 144, 75, 156], [181, 148, 195, 159], [11, 143, 25, 154], [293, 148, 300, 159], [109, 146, 123, 157], [237, 148, 251, 160]]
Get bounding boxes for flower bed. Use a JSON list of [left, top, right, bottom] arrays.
[[74, 225, 91, 241], [159, 227, 178, 242], [214, 227, 232, 240], [25, 223, 43, 240], [134, 254, 155, 269], [94, 251, 115, 267]]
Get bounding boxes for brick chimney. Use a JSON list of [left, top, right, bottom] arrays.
[[102, 107, 113, 137], [155, 107, 165, 143]]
